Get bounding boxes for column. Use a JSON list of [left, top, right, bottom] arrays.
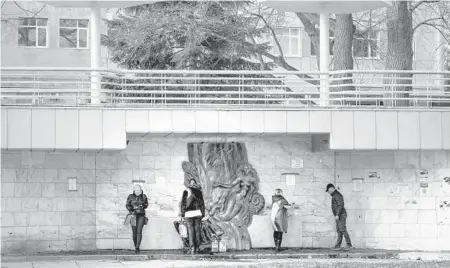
[[319, 13, 330, 106], [90, 5, 101, 104], [435, 28, 446, 91]]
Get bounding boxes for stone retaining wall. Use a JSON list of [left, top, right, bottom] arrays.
[[2, 135, 450, 253]]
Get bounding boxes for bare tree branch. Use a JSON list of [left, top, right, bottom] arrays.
[[413, 16, 444, 32], [410, 0, 440, 12]]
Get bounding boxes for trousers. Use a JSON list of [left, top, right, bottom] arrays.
[[131, 215, 145, 249], [185, 217, 202, 248], [335, 213, 352, 247]]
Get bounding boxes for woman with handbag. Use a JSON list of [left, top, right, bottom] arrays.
[[125, 184, 148, 254], [270, 188, 293, 252], [180, 178, 205, 254]]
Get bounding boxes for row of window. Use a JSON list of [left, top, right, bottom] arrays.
[[18, 17, 89, 49], [272, 27, 382, 59], [17, 18, 394, 60]]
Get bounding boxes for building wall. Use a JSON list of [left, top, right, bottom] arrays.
[[2, 135, 450, 253], [0, 2, 115, 68]]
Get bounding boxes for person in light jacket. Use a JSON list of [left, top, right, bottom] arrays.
[[270, 189, 293, 252], [180, 178, 205, 254], [126, 184, 148, 254]]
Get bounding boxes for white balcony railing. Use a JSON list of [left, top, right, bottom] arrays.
[[1, 67, 450, 109]]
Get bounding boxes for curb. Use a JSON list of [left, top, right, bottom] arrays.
[[2, 251, 397, 263]]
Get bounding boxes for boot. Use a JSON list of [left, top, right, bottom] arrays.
[[190, 247, 195, 255], [275, 240, 280, 252], [274, 238, 278, 251], [135, 247, 140, 254]]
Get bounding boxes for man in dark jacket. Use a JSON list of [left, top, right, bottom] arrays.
[[326, 183, 353, 251], [180, 179, 205, 254]]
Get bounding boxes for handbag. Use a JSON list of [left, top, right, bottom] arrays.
[[124, 213, 136, 227], [144, 217, 149, 225], [179, 220, 188, 238], [185, 210, 202, 218]]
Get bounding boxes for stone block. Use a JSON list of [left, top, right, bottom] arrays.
[[3, 198, 22, 212], [61, 212, 82, 226], [312, 237, 334, 248], [350, 154, 372, 169], [15, 169, 29, 182], [335, 169, 352, 183], [27, 169, 45, 183], [45, 154, 83, 169], [12, 213, 28, 226], [1, 169, 17, 182], [26, 226, 41, 240], [275, 155, 291, 169], [96, 224, 117, 239], [96, 184, 118, 197], [67, 198, 83, 211], [386, 197, 402, 209], [364, 210, 381, 223], [83, 155, 96, 170], [25, 183, 41, 197], [95, 155, 118, 170], [38, 198, 53, 212], [81, 212, 96, 226], [389, 224, 406, 238], [371, 153, 395, 169], [40, 226, 59, 240], [96, 239, 114, 249], [73, 225, 95, 240], [116, 156, 139, 169], [52, 198, 68, 211], [66, 239, 96, 251], [1, 154, 22, 169], [394, 151, 420, 169], [142, 142, 158, 156], [335, 154, 351, 168], [81, 184, 95, 198], [382, 238, 400, 250], [302, 237, 313, 248], [155, 156, 171, 170], [44, 169, 58, 182], [1, 213, 14, 227], [28, 212, 61, 226], [365, 238, 383, 249], [418, 210, 437, 224], [114, 239, 131, 250], [54, 183, 68, 197], [84, 197, 96, 211], [139, 156, 155, 169], [419, 197, 436, 210], [367, 197, 388, 210], [403, 224, 421, 238], [58, 226, 73, 240], [2, 183, 15, 197], [419, 224, 438, 238], [397, 210, 418, 224], [110, 169, 133, 184], [380, 210, 399, 224], [22, 152, 46, 169], [96, 197, 118, 211], [41, 183, 55, 197]]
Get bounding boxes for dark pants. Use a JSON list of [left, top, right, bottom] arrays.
[[186, 217, 202, 249], [273, 231, 283, 246], [335, 213, 352, 247], [132, 215, 145, 249]]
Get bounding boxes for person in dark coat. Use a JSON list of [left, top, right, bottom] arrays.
[[180, 178, 205, 254], [326, 183, 353, 251], [126, 184, 148, 254], [270, 189, 292, 251]]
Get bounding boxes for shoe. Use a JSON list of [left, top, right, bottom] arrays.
[[331, 246, 341, 251], [190, 248, 195, 255], [342, 245, 354, 251], [135, 248, 140, 254]]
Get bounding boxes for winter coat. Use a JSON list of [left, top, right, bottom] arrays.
[[180, 186, 205, 218], [270, 195, 289, 233], [126, 193, 149, 215], [331, 190, 346, 216]]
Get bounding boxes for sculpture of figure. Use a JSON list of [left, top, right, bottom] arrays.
[[175, 143, 265, 251]]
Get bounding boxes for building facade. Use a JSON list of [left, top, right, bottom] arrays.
[[1, 2, 450, 255]]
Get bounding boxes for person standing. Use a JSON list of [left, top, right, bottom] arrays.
[[126, 184, 149, 254], [180, 178, 205, 254], [270, 189, 292, 252], [325, 183, 353, 251]]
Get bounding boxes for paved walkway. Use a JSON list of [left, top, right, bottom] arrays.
[[3, 259, 450, 268]]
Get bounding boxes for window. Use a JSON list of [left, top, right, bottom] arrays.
[[353, 29, 380, 59], [310, 30, 334, 56], [271, 28, 302, 57], [59, 19, 89, 48], [18, 17, 48, 47]]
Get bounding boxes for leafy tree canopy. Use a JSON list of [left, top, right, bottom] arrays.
[[102, 1, 276, 70]]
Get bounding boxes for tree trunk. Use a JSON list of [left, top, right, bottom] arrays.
[[332, 14, 355, 104], [296, 13, 321, 68], [385, 1, 413, 107]]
